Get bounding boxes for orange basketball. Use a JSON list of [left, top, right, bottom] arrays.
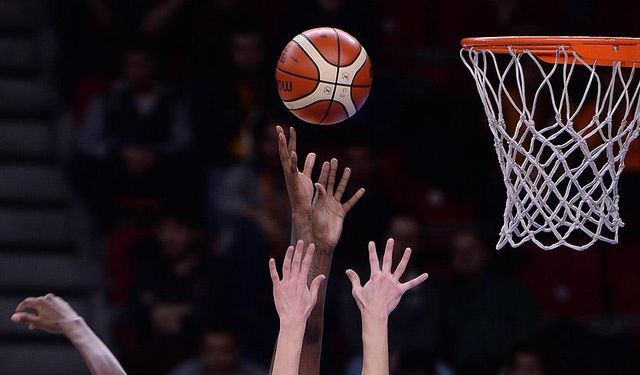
[[276, 27, 373, 125]]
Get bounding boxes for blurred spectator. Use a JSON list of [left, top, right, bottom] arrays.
[[443, 230, 538, 375], [214, 125, 289, 256], [67, 44, 193, 230], [122, 210, 209, 373], [499, 342, 556, 375], [169, 326, 267, 375], [280, 0, 380, 58], [334, 142, 393, 269], [187, 26, 275, 167], [340, 213, 442, 374]]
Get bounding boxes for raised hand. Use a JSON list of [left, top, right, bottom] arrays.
[[311, 158, 365, 249], [270, 241, 327, 375], [11, 293, 126, 375], [276, 126, 316, 221], [12, 293, 81, 334], [346, 239, 428, 319], [269, 240, 326, 325]]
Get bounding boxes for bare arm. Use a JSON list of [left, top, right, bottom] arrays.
[[11, 294, 126, 375], [270, 241, 325, 375], [275, 126, 365, 374], [346, 239, 428, 375]]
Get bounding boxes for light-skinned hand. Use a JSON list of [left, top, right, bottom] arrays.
[[11, 293, 82, 334], [269, 240, 326, 325], [346, 238, 429, 319]]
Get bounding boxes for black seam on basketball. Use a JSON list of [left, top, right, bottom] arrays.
[[323, 101, 348, 124], [300, 33, 339, 67], [276, 67, 370, 87], [276, 69, 320, 102], [291, 40, 321, 82], [319, 28, 341, 124]]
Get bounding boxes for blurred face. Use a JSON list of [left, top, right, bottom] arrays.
[[157, 218, 192, 258], [452, 232, 487, 275], [230, 33, 264, 73], [201, 332, 240, 372], [317, 0, 344, 13], [346, 145, 375, 184], [123, 51, 154, 89], [510, 352, 545, 375], [387, 216, 420, 265]]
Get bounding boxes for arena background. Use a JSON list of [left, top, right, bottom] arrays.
[[1, 0, 640, 374]]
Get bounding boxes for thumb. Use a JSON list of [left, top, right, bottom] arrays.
[[314, 183, 327, 204], [11, 312, 38, 325], [345, 269, 362, 291], [309, 274, 326, 303]]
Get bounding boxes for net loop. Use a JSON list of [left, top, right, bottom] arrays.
[[460, 44, 640, 250]]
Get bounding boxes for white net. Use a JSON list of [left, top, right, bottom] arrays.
[[460, 45, 640, 250]]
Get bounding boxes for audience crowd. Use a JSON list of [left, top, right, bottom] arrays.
[[50, 0, 640, 374]]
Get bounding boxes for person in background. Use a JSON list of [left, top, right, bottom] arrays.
[[443, 230, 538, 375], [344, 238, 429, 375], [68, 44, 192, 229], [169, 325, 266, 375], [11, 293, 126, 375], [188, 26, 272, 168], [499, 342, 555, 375], [123, 209, 210, 374]]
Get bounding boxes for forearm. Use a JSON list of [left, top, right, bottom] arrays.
[[63, 319, 126, 375], [361, 314, 389, 375], [298, 243, 334, 375], [272, 322, 306, 375], [290, 213, 313, 244]]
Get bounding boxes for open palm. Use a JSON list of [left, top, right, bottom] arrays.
[[346, 239, 429, 318], [311, 158, 365, 248]]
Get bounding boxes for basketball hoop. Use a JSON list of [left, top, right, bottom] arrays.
[[460, 36, 640, 250]]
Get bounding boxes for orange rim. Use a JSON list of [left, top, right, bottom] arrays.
[[461, 36, 640, 67]]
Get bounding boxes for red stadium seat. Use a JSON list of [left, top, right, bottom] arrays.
[[606, 241, 640, 317], [521, 244, 605, 318]]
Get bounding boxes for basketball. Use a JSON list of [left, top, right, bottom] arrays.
[[276, 27, 372, 125]]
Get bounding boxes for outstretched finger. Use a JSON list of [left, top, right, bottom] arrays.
[[368, 241, 381, 275], [269, 258, 280, 285], [345, 269, 362, 291], [313, 183, 327, 207], [289, 151, 299, 174], [327, 158, 338, 195], [276, 126, 289, 165], [291, 240, 305, 278], [334, 167, 351, 201], [382, 238, 394, 274], [302, 153, 316, 178], [282, 245, 294, 280], [393, 248, 412, 281], [401, 273, 429, 292], [342, 188, 365, 213], [300, 243, 316, 279], [288, 127, 297, 154], [317, 161, 330, 189]]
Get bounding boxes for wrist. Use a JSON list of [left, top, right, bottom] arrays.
[[361, 310, 389, 327], [279, 316, 308, 331], [60, 317, 89, 339]]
